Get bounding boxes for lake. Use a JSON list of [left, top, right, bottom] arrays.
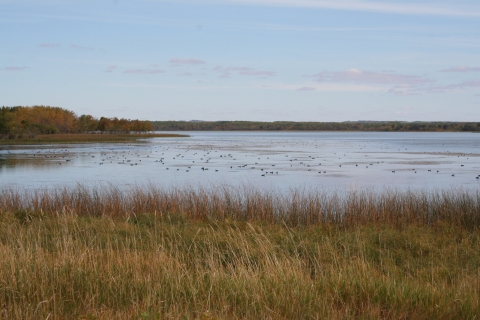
[[1, 131, 479, 191]]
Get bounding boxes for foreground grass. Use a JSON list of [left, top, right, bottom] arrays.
[[0, 133, 188, 145], [0, 186, 479, 319]]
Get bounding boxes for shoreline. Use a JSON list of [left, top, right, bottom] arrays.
[[0, 133, 189, 145]]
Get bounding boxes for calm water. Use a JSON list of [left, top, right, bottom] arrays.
[[1, 131, 480, 191]]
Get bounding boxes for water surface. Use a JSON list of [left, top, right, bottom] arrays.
[[1, 131, 479, 191]]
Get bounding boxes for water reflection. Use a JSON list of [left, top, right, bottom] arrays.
[[0, 156, 72, 171]]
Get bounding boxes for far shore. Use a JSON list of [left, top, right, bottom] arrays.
[[0, 133, 189, 145]]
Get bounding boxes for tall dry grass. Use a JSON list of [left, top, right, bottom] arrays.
[[1, 184, 479, 228], [0, 185, 479, 319]]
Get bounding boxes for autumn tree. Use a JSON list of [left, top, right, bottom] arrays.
[[78, 114, 98, 133], [97, 117, 112, 133]]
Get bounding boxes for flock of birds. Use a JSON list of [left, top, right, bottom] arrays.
[[1, 138, 479, 184]]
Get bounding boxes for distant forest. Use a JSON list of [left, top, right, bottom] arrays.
[[2, 106, 478, 138], [152, 120, 480, 132], [0, 106, 153, 139]]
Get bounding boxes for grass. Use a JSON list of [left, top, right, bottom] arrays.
[[0, 133, 189, 145], [0, 185, 479, 319]]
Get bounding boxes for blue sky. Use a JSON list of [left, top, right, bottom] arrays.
[[1, 0, 480, 121]]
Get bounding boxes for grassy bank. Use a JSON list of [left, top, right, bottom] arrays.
[[0, 133, 188, 145], [0, 186, 479, 319]]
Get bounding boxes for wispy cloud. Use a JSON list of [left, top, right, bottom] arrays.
[[266, 82, 382, 92], [214, 66, 276, 78], [2, 66, 29, 71], [105, 82, 245, 91], [170, 58, 206, 65], [123, 69, 165, 74], [308, 68, 433, 86], [296, 86, 316, 92], [421, 79, 480, 93], [39, 42, 60, 48], [156, 0, 480, 18], [70, 44, 94, 50], [384, 78, 480, 95], [239, 69, 276, 76], [104, 65, 117, 73], [441, 66, 480, 73], [305, 68, 434, 96]]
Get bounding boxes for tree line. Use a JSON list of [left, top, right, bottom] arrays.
[[152, 120, 480, 132], [0, 106, 153, 139], [2, 106, 478, 138]]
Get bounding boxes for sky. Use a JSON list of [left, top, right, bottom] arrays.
[[1, 0, 480, 122]]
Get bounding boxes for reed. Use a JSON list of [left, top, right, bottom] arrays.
[[1, 184, 479, 228], [0, 185, 479, 319]]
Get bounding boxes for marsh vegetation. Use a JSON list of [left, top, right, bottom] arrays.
[[0, 133, 188, 145], [0, 185, 479, 319]]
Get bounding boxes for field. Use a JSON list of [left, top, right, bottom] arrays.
[[0, 185, 479, 319], [0, 133, 188, 145]]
